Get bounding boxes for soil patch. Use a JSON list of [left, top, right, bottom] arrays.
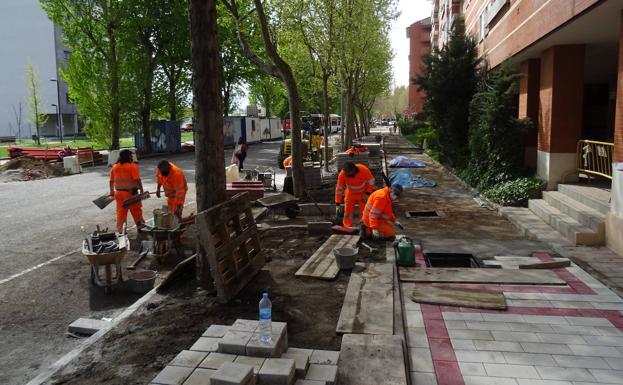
[[0, 156, 65, 182], [49, 228, 347, 385]]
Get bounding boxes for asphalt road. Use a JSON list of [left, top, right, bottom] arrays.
[[0, 141, 283, 385]]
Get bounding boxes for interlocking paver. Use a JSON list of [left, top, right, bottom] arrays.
[[454, 350, 507, 364], [535, 366, 596, 382], [463, 375, 518, 384], [406, 311, 424, 327], [593, 326, 623, 336], [410, 372, 438, 385], [582, 335, 623, 347], [567, 344, 623, 357], [190, 337, 221, 353], [304, 364, 337, 385], [443, 312, 484, 321], [444, 320, 468, 329], [482, 314, 526, 323], [451, 339, 476, 350], [198, 352, 237, 370], [258, 358, 295, 385], [203, 325, 230, 338], [588, 368, 623, 383], [521, 316, 569, 325], [552, 355, 610, 369], [170, 350, 208, 368], [234, 356, 265, 374], [459, 362, 487, 376], [151, 365, 194, 385], [409, 347, 434, 372], [515, 380, 572, 385], [604, 357, 623, 369], [449, 329, 494, 340], [484, 364, 540, 379], [309, 350, 339, 365], [230, 319, 259, 333], [503, 352, 556, 366], [407, 327, 429, 348], [281, 351, 310, 377], [210, 362, 254, 385], [246, 332, 282, 357], [182, 368, 216, 385], [474, 340, 523, 352], [520, 342, 574, 355], [536, 333, 586, 345], [565, 317, 613, 327], [466, 321, 512, 331], [491, 331, 541, 343], [219, 331, 253, 355], [507, 323, 555, 333]]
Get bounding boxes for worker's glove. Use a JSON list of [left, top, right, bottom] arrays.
[[372, 229, 382, 240], [335, 204, 344, 217], [156, 190, 161, 198]]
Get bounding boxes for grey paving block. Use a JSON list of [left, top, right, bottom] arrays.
[[234, 356, 266, 374], [183, 368, 217, 385], [68, 318, 111, 336], [294, 381, 325, 385], [309, 350, 339, 365], [281, 351, 310, 378], [204, 325, 231, 338], [199, 352, 238, 370], [219, 330, 253, 355], [152, 365, 194, 385], [304, 364, 337, 385], [258, 358, 296, 385], [170, 350, 208, 368], [231, 319, 259, 332], [210, 362, 254, 385], [190, 337, 221, 353], [247, 332, 282, 358]]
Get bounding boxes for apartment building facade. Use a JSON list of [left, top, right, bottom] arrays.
[[0, 0, 79, 139], [406, 18, 432, 114], [429, 0, 623, 254]]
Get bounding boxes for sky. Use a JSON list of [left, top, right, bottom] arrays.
[[390, 0, 432, 87]]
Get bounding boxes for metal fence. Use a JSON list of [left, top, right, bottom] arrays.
[[576, 139, 614, 179]]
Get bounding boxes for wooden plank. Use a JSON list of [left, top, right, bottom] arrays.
[[519, 260, 571, 269], [411, 285, 507, 310], [399, 267, 566, 285], [294, 235, 357, 279], [338, 334, 408, 385], [336, 263, 394, 335]]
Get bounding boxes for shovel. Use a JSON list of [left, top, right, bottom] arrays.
[[93, 194, 115, 210]]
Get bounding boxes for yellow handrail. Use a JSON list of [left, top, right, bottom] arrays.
[[576, 140, 614, 180]]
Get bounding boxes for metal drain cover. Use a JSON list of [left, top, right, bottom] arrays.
[[405, 211, 445, 218]]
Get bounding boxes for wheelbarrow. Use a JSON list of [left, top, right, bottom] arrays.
[[139, 215, 195, 264], [82, 233, 128, 294], [256, 192, 300, 219]]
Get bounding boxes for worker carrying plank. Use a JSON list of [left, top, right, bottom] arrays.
[[361, 183, 403, 240], [335, 161, 376, 228], [156, 160, 188, 219], [109, 149, 145, 232]]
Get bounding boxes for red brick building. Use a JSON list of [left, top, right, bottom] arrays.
[[429, 0, 623, 255], [406, 18, 431, 114]]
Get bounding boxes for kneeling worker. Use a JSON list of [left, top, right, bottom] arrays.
[[335, 161, 376, 228], [362, 183, 403, 240], [156, 160, 188, 219]]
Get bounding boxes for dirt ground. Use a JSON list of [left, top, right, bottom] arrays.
[[0, 156, 66, 182], [49, 227, 351, 385]]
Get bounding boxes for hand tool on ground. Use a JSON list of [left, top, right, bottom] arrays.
[[359, 241, 378, 253], [395, 220, 405, 230]]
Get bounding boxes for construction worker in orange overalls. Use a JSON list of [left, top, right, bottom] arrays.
[[109, 149, 145, 232], [283, 155, 292, 168], [335, 161, 376, 228], [156, 160, 188, 219], [362, 183, 403, 240]]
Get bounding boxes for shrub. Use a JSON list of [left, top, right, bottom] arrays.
[[482, 177, 544, 207]]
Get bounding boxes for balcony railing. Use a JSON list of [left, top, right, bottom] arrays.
[[576, 140, 614, 179]]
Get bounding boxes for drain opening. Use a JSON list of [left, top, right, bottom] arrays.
[[405, 211, 443, 218], [424, 252, 480, 268]]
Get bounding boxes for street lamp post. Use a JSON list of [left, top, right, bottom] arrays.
[[51, 103, 59, 140], [50, 78, 63, 142]]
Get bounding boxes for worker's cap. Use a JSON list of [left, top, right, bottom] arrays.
[[390, 183, 403, 197]]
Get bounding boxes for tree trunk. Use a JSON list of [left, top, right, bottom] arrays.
[[322, 73, 330, 172], [283, 71, 306, 197], [223, 86, 231, 116], [344, 87, 354, 147], [141, 46, 155, 154], [190, 0, 226, 211], [168, 70, 178, 121], [108, 22, 120, 150]]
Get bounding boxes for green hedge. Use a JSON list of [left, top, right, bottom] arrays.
[[482, 177, 544, 207]]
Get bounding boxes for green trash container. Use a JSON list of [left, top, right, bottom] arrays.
[[394, 236, 417, 267]]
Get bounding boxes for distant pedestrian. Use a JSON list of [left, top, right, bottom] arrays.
[[109, 149, 144, 232], [234, 137, 248, 171]]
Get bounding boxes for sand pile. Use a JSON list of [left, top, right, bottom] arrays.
[[0, 156, 66, 181]]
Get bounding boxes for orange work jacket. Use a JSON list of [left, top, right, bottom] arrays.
[[362, 187, 396, 229], [335, 164, 375, 204], [110, 163, 141, 191], [157, 163, 188, 204]]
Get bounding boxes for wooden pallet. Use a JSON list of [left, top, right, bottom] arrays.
[[295, 235, 357, 279], [196, 193, 265, 303], [336, 263, 394, 335]]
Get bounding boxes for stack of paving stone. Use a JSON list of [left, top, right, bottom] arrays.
[[302, 163, 323, 189], [335, 152, 385, 188], [149, 319, 339, 385]]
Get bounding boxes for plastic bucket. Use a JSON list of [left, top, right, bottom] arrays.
[[333, 247, 359, 270], [128, 270, 157, 294]]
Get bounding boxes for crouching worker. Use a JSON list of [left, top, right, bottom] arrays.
[[361, 183, 403, 240], [109, 149, 145, 232], [156, 160, 188, 219]]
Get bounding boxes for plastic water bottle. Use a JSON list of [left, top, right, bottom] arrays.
[[259, 292, 272, 343]]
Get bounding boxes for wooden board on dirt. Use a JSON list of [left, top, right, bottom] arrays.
[[196, 192, 265, 303], [411, 285, 507, 310], [518, 260, 571, 269], [399, 267, 566, 285], [295, 235, 357, 279], [338, 334, 407, 385], [336, 263, 394, 335]]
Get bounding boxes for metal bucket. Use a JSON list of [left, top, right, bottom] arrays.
[[333, 247, 359, 270], [128, 270, 157, 294]]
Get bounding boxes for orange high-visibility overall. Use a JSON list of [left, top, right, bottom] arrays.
[[362, 186, 396, 238], [157, 162, 188, 215], [283, 155, 292, 168], [110, 162, 144, 232], [335, 164, 375, 227]]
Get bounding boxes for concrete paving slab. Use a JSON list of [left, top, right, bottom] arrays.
[[230, 319, 259, 333], [198, 352, 237, 370], [309, 350, 339, 365], [169, 350, 208, 368], [182, 368, 216, 385], [281, 351, 310, 377], [190, 337, 221, 353], [258, 358, 295, 385], [219, 331, 253, 355], [210, 362, 254, 385], [67, 318, 111, 336], [151, 365, 194, 385], [305, 364, 337, 385], [203, 325, 231, 338], [234, 356, 265, 374], [246, 332, 281, 357]]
